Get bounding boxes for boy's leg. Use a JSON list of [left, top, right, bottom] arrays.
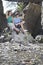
[[20, 22, 25, 33], [14, 26, 20, 32], [8, 23, 20, 33]]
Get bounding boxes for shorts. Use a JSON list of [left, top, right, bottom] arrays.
[[15, 25, 21, 29], [8, 23, 14, 30]]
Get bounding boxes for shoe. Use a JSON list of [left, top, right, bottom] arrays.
[[16, 30, 20, 34]]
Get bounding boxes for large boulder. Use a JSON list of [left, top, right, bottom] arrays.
[[23, 2, 42, 38]]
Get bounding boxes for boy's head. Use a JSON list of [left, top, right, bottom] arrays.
[[15, 12, 19, 17], [8, 10, 12, 16]]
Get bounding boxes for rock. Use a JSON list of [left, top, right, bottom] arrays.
[[24, 2, 41, 38], [35, 35, 43, 43]]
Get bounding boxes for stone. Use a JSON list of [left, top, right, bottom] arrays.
[[24, 2, 41, 38], [35, 35, 43, 43]]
